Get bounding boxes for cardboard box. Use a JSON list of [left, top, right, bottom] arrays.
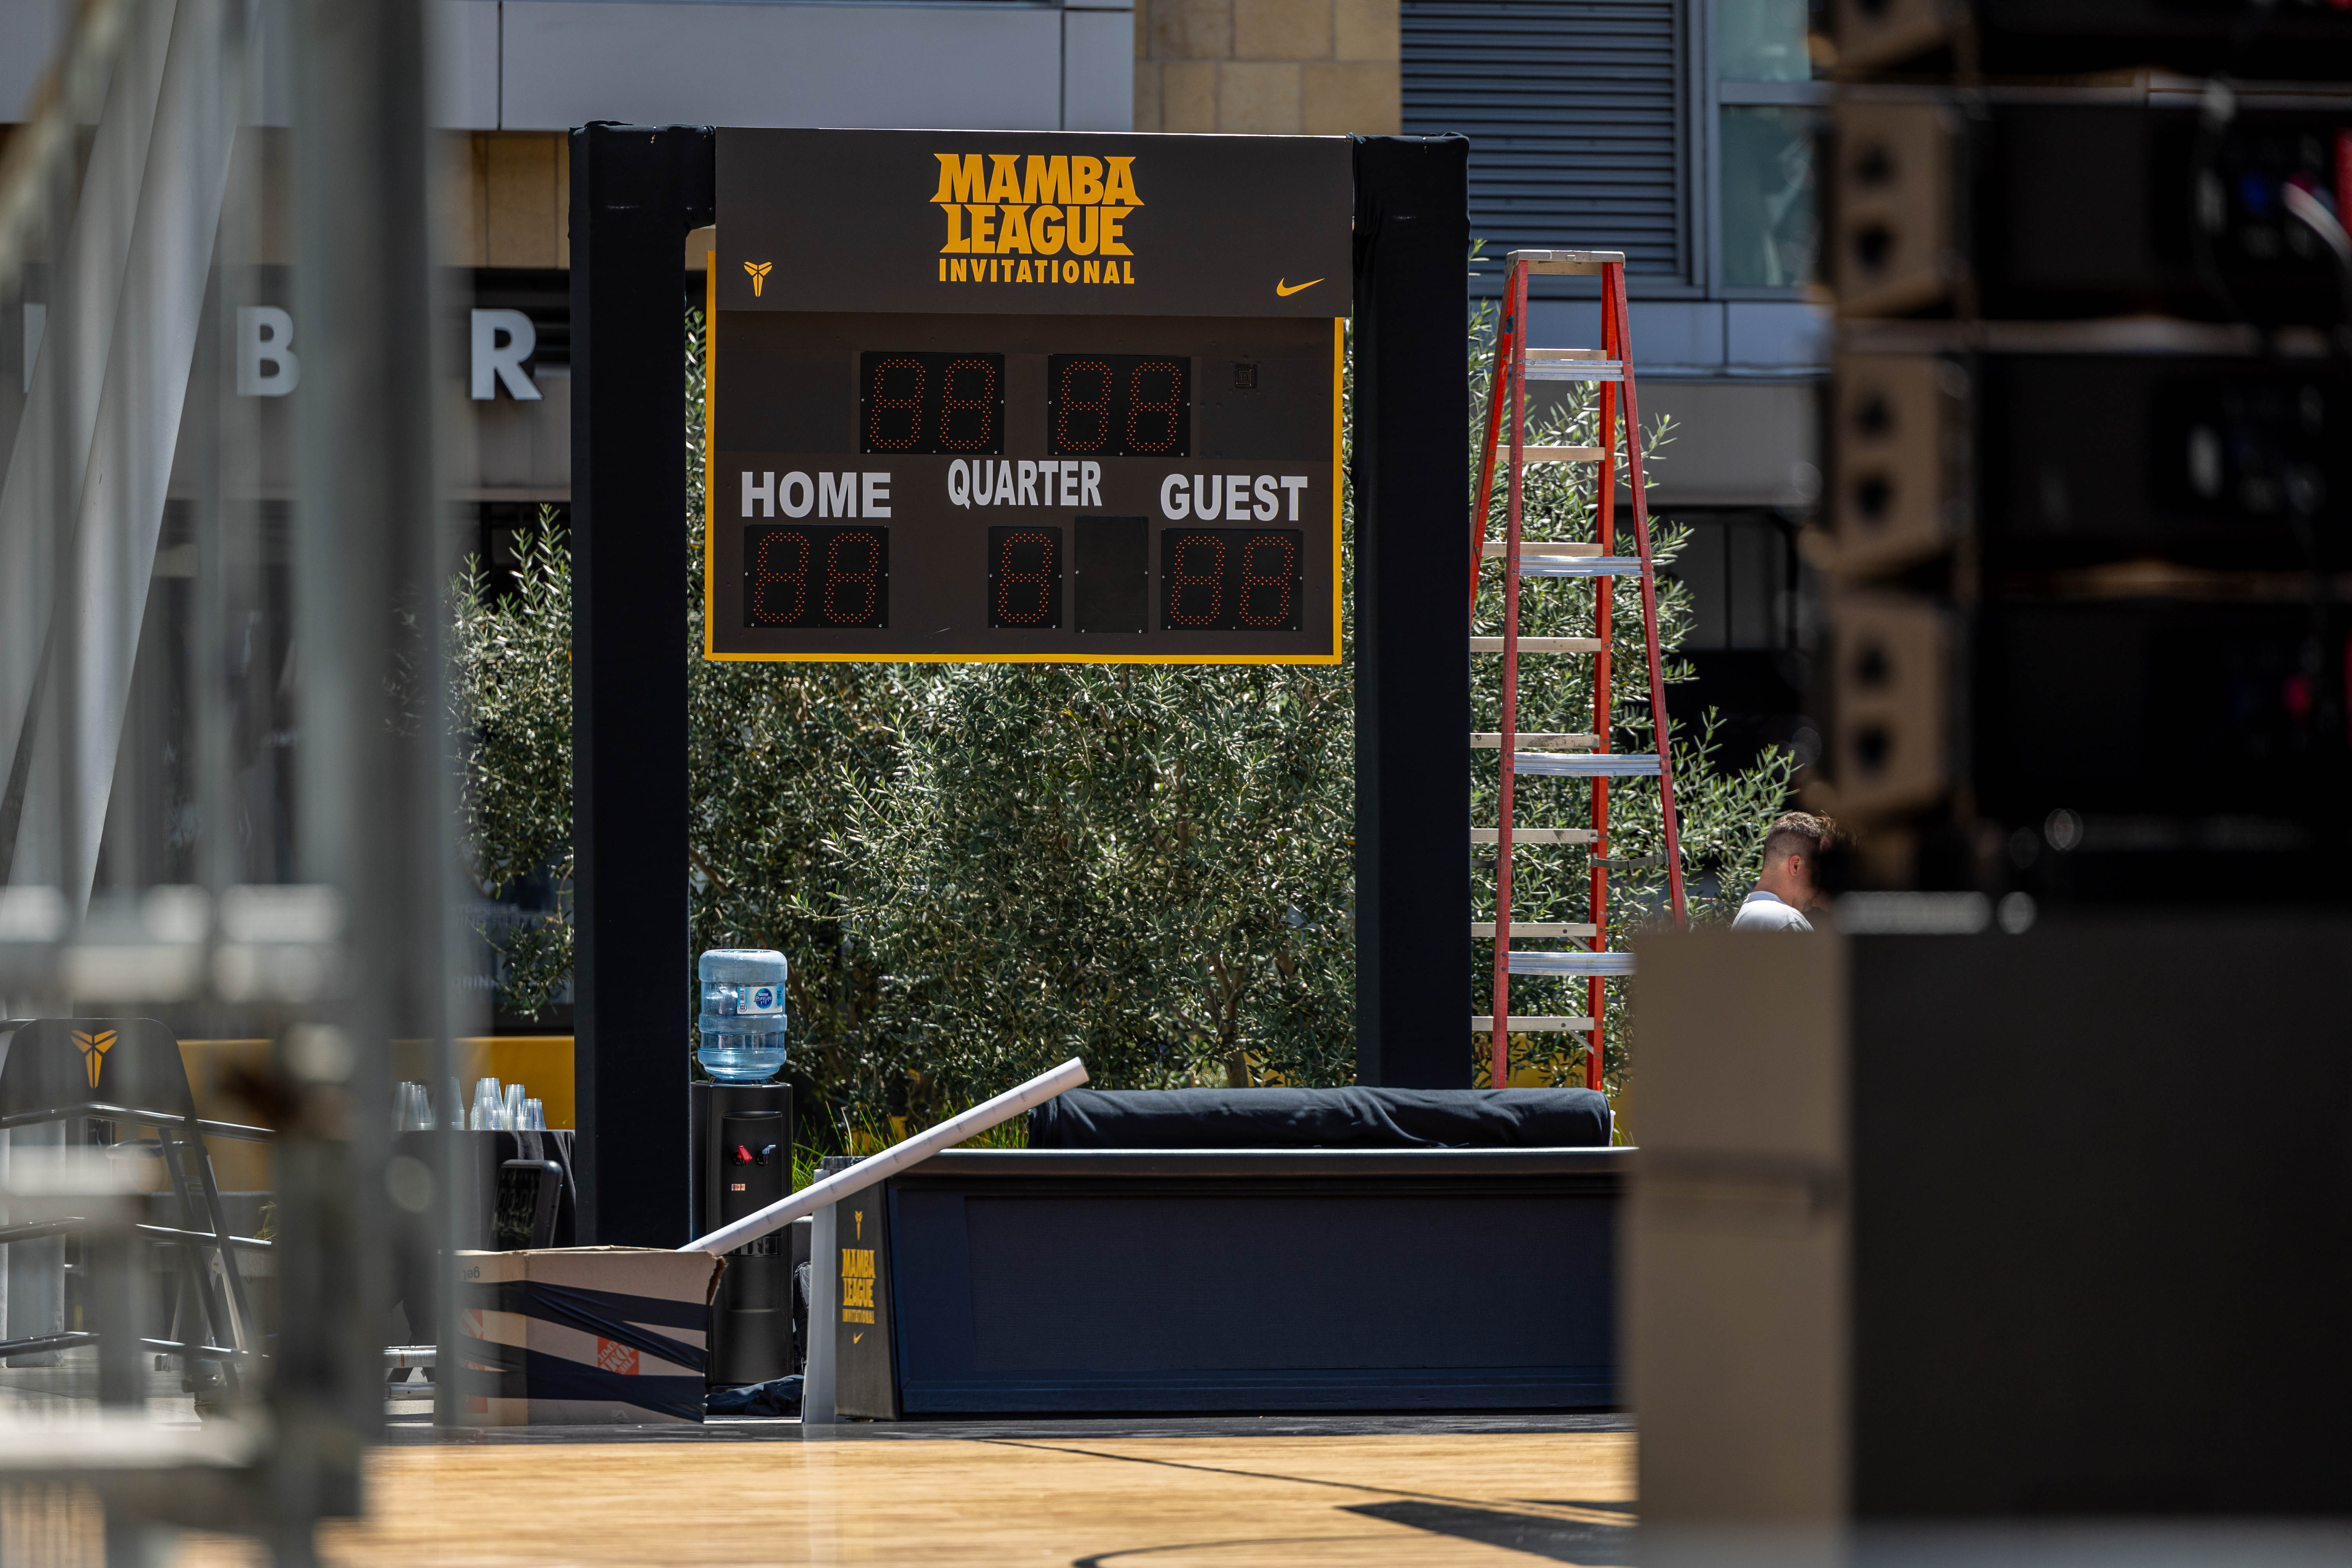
[[455, 1247, 724, 1425]]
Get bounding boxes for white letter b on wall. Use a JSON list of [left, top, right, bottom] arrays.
[[237, 307, 300, 397]]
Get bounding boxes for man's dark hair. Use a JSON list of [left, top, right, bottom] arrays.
[[1761, 811, 1840, 867]]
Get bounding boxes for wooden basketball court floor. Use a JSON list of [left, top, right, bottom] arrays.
[[169, 1416, 1637, 1567]]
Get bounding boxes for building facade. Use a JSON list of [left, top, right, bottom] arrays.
[[3, 0, 1818, 763]]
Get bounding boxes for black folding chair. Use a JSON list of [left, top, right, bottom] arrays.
[[0, 1018, 272, 1394]]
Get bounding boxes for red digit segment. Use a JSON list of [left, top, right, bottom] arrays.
[[1047, 353, 1191, 457], [750, 529, 811, 624], [1164, 532, 1225, 627], [993, 529, 1059, 625], [822, 529, 884, 624], [864, 357, 926, 451], [744, 524, 887, 630], [1125, 359, 1185, 454], [857, 352, 1004, 456], [939, 357, 999, 451], [1158, 527, 1303, 632], [1237, 533, 1298, 627], [1054, 359, 1113, 453]]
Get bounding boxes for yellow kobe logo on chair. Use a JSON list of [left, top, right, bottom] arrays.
[[73, 1029, 116, 1090], [744, 261, 773, 298]]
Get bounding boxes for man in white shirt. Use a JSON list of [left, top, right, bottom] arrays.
[[1731, 811, 1838, 931]]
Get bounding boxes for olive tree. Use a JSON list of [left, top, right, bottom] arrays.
[[450, 291, 1795, 1121]]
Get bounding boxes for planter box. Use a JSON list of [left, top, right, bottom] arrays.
[[833, 1148, 1627, 1417]]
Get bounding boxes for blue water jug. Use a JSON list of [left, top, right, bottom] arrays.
[[697, 948, 789, 1082]]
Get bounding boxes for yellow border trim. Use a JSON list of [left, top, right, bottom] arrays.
[[697, 306, 1347, 667], [1330, 312, 1343, 657], [702, 254, 718, 659]]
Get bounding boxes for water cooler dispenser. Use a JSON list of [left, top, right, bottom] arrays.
[[690, 1080, 798, 1385], [692, 948, 800, 1386]]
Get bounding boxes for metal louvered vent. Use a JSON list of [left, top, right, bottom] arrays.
[[1402, 0, 1688, 282]]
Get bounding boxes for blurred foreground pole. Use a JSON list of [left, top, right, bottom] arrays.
[[0, 0, 173, 889], [0, 0, 175, 1372], [1631, 922, 2352, 1564], [286, 0, 456, 1549], [13, 0, 248, 913]]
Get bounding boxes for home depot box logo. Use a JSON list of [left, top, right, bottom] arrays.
[[931, 153, 1140, 289]]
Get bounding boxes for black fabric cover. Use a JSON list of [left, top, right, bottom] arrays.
[[707, 1374, 802, 1416], [1028, 1087, 1610, 1150]]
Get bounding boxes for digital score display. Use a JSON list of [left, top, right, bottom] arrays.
[[987, 525, 1061, 628], [745, 524, 889, 629], [1161, 529, 1305, 632], [709, 129, 1351, 663], [859, 352, 1005, 455], [1047, 355, 1190, 457]]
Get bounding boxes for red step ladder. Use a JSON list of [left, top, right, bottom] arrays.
[[1468, 249, 1687, 1093]]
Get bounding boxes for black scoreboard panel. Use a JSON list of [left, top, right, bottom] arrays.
[[708, 127, 1350, 664], [710, 309, 1340, 662]]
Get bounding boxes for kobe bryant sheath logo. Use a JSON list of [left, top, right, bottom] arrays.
[[74, 1029, 116, 1089]]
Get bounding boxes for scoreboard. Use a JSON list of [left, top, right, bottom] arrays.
[[706, 129, 1352, 663]]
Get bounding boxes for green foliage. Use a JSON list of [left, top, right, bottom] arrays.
[[826, 658, 1357, 1109], [681, 306, 1353, 1118], [1466, 297, 1795, 1091], [817, 321, 1359, 1109], [681, 311, 903, 1073], [450, 292, 1793, 1123], [450, 517, 575, 1019]]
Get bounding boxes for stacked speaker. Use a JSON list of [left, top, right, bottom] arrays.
[[1814, 1, 2352, 902]]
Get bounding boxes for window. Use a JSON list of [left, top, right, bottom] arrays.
[[1714, 0, 1828, 290], [1718, 0, 1817, 82], [1403, 1, 1689, 283], [1669, 513, 1798, 650]]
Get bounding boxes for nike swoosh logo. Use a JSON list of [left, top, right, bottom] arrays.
[[1276, 277, 1324, 297], [852, 1332, 864, 1344]]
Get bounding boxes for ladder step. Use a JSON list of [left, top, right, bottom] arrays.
[[1507, 950, 1637, 978], [1471, 827, 1599, 845], [1474, 922, 1598, 938], [1513, 751, 1662, 778], [1483, 540, 1601, 558], [1473, 1015, 1598, 1033], [1472, 733, 1596, 750], [1517, 555, 1647, 579], [1594, 855, 1668, 870], [1526, 348, 1611, 361], [1521, 445, 1606, 463], [1507, 248, 1625, 274], [1470, 637, 1604, 654], [1523, 361, 1624, 383]]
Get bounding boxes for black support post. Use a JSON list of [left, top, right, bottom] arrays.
[[569, 123, 714, 1245], [1350, 136, 1471, 1088]]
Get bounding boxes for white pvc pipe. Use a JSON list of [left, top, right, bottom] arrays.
[[679, 1056, 1089, 1255]]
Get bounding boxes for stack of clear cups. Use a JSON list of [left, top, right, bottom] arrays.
[[394, 1082, 422, 1131], [522, 1098, 546, 1132], [501, 1083, 526, 1131], [470, 1078, 502, 1130], [445, 1077, 465, 1131]]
